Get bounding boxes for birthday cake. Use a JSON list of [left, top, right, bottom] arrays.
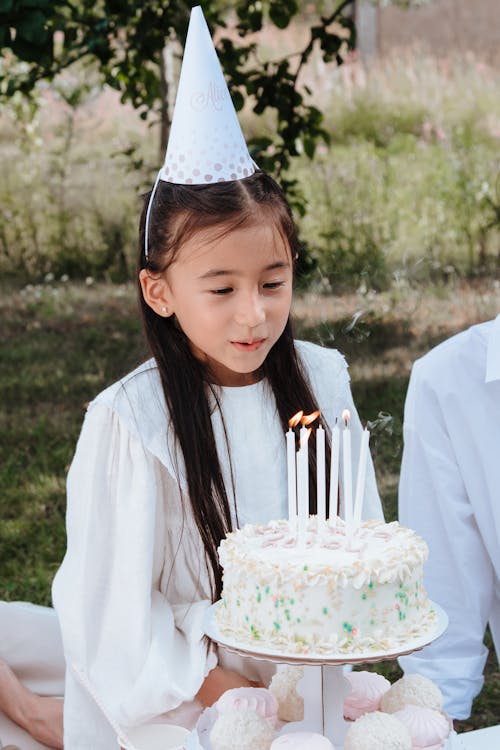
[[215, 517, 436, 655]]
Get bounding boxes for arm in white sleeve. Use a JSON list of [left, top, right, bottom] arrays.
[[398, 363, 493, 719], [52, 403, 216, 743]]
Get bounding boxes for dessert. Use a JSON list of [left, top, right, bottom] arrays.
[[343, 711, 412, 750], [269, 666, 304, 722], [344, 670, 391, 720], [216, 687, 278, 726], [209, 707, 275, 750], [216, 517, 436, 654], [393, 705, 450, 750], [381, 674, 443, 714]]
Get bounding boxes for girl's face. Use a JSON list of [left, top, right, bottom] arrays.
[[141, 221, 293, 386]]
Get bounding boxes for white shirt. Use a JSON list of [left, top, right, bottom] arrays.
[[52, 341, 383, 749], [398, 315, 500, 719]]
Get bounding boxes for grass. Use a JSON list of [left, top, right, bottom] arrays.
[[1, 278, 499, 731]]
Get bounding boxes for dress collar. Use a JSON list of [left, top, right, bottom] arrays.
[[485, 314, 500, 383]]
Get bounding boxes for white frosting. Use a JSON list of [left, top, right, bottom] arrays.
[[216, 517, 436, 654]]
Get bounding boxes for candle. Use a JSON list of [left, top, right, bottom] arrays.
[[353, 426, 370, 526], [316, 424, 326, 524], [342, 409, 353, 533], [297, 425, 310, 543], [329, 419, 340, 524], [286, 427, 297, 529]]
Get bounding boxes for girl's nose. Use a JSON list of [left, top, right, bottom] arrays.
[[234, 292, 266, 328]]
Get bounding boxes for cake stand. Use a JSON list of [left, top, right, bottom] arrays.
[[204, 602, 448, 749]]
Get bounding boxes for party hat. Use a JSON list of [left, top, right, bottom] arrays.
[[159, 5, 256, 185]]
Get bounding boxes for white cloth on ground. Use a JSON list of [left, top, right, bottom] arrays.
[[398, 315, 500, 719], [51, 340, 383, 749]]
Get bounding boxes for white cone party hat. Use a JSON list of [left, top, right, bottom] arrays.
[[160, 5, 256, 185]]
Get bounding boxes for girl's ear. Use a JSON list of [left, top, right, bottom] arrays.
[[139, 269, 175, 317]]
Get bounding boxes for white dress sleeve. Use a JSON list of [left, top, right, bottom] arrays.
[[52, 402, 216, 747], [398, 361, 492, 719]]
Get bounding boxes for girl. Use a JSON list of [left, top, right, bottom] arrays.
[[50, 169, 382, 749], [2, 8, 383, 749]]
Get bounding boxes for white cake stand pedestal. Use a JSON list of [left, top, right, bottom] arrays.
[[204, 602, 448, 749]]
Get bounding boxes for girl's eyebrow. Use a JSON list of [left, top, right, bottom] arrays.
[[198, 261, 289, 280]]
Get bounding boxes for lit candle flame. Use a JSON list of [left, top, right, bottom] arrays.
[[342, 408, 351, 426], [301, 410, 320, 426], [288, 410, 303, 428]]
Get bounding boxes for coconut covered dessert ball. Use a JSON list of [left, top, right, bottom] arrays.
[[344, 670, 391, 720], [343, 711, 412, 750], [271, 731, 334, 749], [216, 687, 279, 726], [393, 705, 451, 750], [380, 674, 443, 714], [210, 707, 275, 750], [269, 666, 304, 722]]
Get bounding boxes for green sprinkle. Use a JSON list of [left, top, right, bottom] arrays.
[[303, 565, 308, 571], [296, 617, 301, 623], [323, 607, 328, 615], [273, 621, 281, 630], [257, 593, 261, 603], [361, 593, 367, 600], [236, 600, 240, 607], [265, 585, 270, 594], [290, 598, 295, 605]]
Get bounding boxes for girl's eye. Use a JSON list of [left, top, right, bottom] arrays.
[[211, 287, 233, 295], [263, 281, 285, 290]]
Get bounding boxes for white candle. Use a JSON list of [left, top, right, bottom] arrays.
[[286, 428, 297, 529], [353, 426, 370, 526], [316, 424, 326, 524], [329, 420, 340, 524], [298, 426, 310, 542], [342, 409, 353, 533]]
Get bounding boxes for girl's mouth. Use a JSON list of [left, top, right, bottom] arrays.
[[231, 338, 266, 352]]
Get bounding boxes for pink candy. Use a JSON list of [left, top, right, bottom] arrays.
[[344, 671, 391, 720], [216, 687, 279, 727]]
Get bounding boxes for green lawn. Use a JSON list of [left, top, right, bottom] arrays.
[[1, 279, 498, 731]]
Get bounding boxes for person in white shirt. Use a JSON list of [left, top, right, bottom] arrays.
[[398, 314, 500, 720]]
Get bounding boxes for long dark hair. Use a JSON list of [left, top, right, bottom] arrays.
[[138, 171, 332, 600]]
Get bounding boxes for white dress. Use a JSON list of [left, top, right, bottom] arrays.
[[5, 341, 382, 750]]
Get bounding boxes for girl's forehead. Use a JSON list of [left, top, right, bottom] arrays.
[[173, 221, 291, 269]]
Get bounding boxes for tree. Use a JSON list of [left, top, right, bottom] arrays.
[[0, 1, 360, 211], [0, 1, 432, 213]]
